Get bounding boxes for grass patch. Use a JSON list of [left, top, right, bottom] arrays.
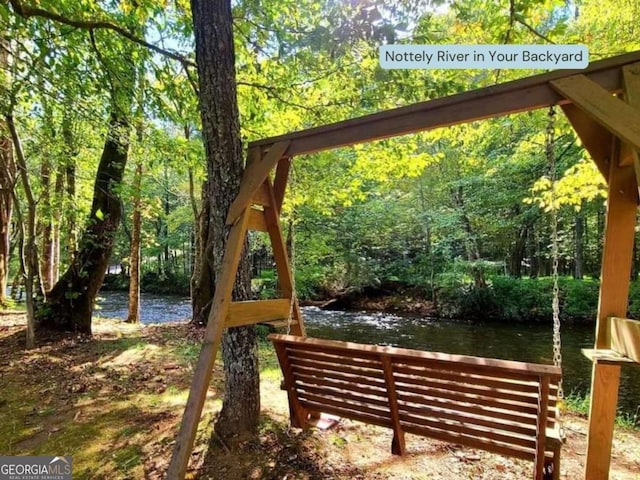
[[565, 390, 639, 429]]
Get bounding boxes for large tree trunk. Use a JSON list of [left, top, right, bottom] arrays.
[[37, 111, 130, 333], [190, 0, 259, 442], [127, 159, 143, 323]]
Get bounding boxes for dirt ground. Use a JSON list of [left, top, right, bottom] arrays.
[[1, 312, 638, 479]]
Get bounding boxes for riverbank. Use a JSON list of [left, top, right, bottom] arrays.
[[101, 273, 640, 324], [1, 314, 638, 479]]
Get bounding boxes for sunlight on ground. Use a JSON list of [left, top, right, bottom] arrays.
[[103, 343, 163, 367], [2, 317, 639, 480]]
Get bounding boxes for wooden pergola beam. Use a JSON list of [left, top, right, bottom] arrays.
[[560, 104, 611, 181], [550, 75, 640, 152], [249, 51, 640, 157], [622, 63, 640, 194]]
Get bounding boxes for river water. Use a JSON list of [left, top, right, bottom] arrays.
[[96, 291, 640, 418]]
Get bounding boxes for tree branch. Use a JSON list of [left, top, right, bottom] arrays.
[[515, 18, 556, 44], [7, 0, 197, 68]]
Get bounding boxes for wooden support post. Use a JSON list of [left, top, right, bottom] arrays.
[[584, 142, 637, 480], [585, 361, 622, 480], [167, 207, 251, 480], [263, 178, 306, 337], [381, 356, 405, 455], [594, 144, 637, 349]]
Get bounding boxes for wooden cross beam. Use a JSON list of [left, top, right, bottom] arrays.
[[226, 141, 290, 225]]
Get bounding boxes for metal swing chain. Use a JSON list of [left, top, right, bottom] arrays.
[[547, 106, 564, 406]]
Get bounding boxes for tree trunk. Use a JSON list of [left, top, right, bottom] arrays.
[[52, 160, 65, 283], [39, 156, 54, 291], [0, 39, 14, 308], [0, 123, 13, 308], [190, 0, 259, 442], [187, 124, 202, 301], [574, 207, 584, 280], [37, 110, 131, 333], [163, 162, 171, 273], [8, 114, 43, 348], [452, 186, 485, 287], [509, 225, 527, 278], [127, 159, 143, 323], [63, 114, 78, 262]]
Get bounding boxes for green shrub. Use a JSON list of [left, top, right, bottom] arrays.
[[562, 277, 599, 322], [436, 275, 609, 323]]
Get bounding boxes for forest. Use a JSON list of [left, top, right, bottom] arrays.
[[1, 0, 640, 479], [2, 0, 640, 330]]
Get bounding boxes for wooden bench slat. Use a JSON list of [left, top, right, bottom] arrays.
[[394, 363, 543, 394], [398, 402, 538, 437], [287, 348, 383, 370], [292, 365, 387, 389], [397, 387, 540, 416], [394, 376, 560, 417], [394, 373, 543, 406], [399, 412, 537, 450], [290, 357, 385, 380], [300, 399, 393, 429], [292, 364, 385, 388], [394, 360, 558, 385], [398, 394, 537, 427], [294, 373, 388, 399], [286, 340, 382, 361], [296, 383, 390, 409], [299, 392, 392, 421], [402, 423, 536, 461]]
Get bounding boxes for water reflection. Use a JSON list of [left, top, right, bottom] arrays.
[[304, 306, 639, 419]]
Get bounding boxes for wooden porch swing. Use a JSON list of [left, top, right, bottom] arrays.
[[167, 51, 640, 480]]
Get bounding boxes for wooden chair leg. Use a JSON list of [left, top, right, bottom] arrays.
[[552, 446, 561, 480], [543, 448, 561, 480], [391, 431, 406, 455]]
